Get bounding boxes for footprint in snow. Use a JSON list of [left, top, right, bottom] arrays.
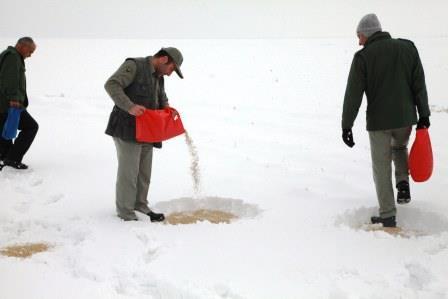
[[405, 262, 434, 291], [143, 247, 158, 264], [13, 202, 30, 213], [30, 178, 44, 187], [135, 232, 159, 263], [425, 240, 448, 255], [45, 193, 64, 205]]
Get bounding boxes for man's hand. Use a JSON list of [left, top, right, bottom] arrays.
[[152, 142, 162, 149], [342, 128, 355, 148], [128, 104, 145, 116], [9, 101, 22, 108], [164, 106, 179, 120], [170, 109, 179, 120], [417, 116, 430, 129]]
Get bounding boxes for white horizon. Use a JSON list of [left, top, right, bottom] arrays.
[[1, 0, 447, 39]]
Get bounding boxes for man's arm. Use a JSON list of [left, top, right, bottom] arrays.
[[104, 60, 138, 112], [342, 53, 366, 129], [411, 46, 430, 118], [1, 54, 24, 106]]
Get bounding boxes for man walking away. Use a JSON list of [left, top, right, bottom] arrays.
[[341, 14, 431, 227], [0, 37, 39, 170]]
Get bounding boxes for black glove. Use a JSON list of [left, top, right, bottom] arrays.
[[152, 142, 162, 149], [417, 116, 430, 129], [342, 129, 355, 148]]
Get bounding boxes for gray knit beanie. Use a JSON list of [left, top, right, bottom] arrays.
[[357, 14, 382, 38]]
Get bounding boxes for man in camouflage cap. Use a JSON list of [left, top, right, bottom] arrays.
[[105, 47, 183, 222]]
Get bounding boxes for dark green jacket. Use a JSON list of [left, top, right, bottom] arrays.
[[0, 46, 28, 113], [342, 32, 430, 131]]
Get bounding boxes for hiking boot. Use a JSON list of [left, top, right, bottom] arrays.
[[147, 211, 165, 222], [3, 159, 28, 170], [371, 216, 396, 227], [396, 181, 411, 204]]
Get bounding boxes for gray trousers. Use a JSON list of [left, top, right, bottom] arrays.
[[368, 127, 411, 218], [113, 138, 153, 220]]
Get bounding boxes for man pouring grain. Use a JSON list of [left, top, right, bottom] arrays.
[[104, 47, 184, 222]]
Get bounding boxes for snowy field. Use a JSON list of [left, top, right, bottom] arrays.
[[1, 38, 448, 298]]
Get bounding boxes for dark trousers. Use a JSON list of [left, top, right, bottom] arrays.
[[0, 110, 39, 163]]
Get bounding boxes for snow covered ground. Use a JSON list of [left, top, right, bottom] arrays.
[[1, 38, 448, 298]]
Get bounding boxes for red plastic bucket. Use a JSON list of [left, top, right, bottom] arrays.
[[409, 128, 433, 182], [136, 107, 185, 143]]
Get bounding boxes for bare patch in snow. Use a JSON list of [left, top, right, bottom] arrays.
[[166, 209, 236, 225], [0, 242, 51, 258], [335, 206, 448, 237], [362, 225, 424, 238], [154, 196, 261, 225]]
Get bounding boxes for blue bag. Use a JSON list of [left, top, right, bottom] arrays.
[[2, 107, 23, 140]]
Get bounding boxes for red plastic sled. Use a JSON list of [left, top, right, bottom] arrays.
[[136, 107, 185, 143], [409, 128, 433, 182]]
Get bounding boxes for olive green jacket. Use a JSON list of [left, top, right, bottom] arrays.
[[0, 46, 28, 113], [342, 32, 430, 131], [105, 57, 169, 142]]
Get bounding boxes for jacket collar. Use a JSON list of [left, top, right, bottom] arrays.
[[146, 56, 157, 76], [365, 31, 392, 47], [6, 46, 24, 64]]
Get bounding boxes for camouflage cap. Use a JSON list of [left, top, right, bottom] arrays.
[[162, 47, 184, 79]]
